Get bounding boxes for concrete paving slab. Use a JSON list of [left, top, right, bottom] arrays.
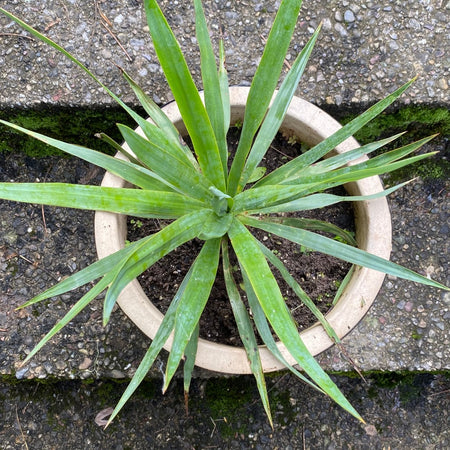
[[1, 0, 448, 110]]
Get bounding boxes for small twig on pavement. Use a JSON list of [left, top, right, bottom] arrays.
[[337, 343, 367, 383], [15, 405, 29, 450], [101, 22, 132, 61], [0, 33, 34, 40], [41, 205, 48, 234], [18, 254, 60, 282], [95, 1, 132, 62], [428, 389, 450, 398], [44, 18, 61, 32]]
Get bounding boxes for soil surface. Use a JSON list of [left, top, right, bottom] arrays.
[[128, 129, 354, 345]]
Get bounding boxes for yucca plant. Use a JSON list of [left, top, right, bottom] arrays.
[[0, 0, 447, 427]]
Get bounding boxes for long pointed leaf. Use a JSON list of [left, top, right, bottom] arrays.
[[240, 181, 409, 214], [233, 183, 314, 213], [241, 215, 449, 291], [127, 115, 204, 173], [21, 275, 112, 366], [228, 218, 364, 421], [253, 136, 437, 205], [227, 0, 304, 195], [285, 152, 437, 197], [143, 0, 226, 190], [258, 241, 340, 343], [0, 120, 173, 192], [241, 267, 326, 394], [0, 183, 206, 219], [164, 238, 221, 391], [120, 69, 200, 170], [266, 216, 357, 247], [17, 237, 149, 309], [332, 265, 355, 306], [255, 77, 418, 187], [183, 323, 199, 410], [194, 0, 228, 173], [301, 132, 406, 176], [95, 132, 150, 168], [247, 140, 436, 205], [118, 124, 214, 201], [218, 40, 230, 138], [284, 135, 437, 187], [103, 210, 211, 323], [106, 263, 197, 426], [238, 23, 322, 191], [222, 240, 273, 427]]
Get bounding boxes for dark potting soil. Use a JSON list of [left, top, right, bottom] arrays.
[[127, 129, 354, 346]]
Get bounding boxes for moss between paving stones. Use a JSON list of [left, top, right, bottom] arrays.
[[339, 105, 449, 183], [4, 370, 448, 408], [0, 104, 447, 159], [328, 370, 450, 404], [341, 106, 449, 143], [1, 371, 448, 440], [0, 106, 138, 157]]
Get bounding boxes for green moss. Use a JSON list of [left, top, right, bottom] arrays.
[[371, 371, 410, 388], [341, 106, 449, 143], [202, 377, 254, 437], [411, 330, 422, 340], [5, 260, 18, 277], [197, 374, 302, 435], [268, 386, 297, 424], [340, 106, 449, 183], [0, 106, 138, 157], [94, 381, 117, 406], [85, 378, 155, 406], [0, 373, 21, 385]]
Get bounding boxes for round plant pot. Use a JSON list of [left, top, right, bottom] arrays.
[[94, 86, 391, 374]]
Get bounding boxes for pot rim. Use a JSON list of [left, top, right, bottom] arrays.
[[94, 86, 391, 374]]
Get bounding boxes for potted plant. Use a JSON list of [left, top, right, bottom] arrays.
[[95, 85, 395, 372], [0, 0, 447, 428]]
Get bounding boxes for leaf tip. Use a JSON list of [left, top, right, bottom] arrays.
[[18, 356, 31, 368]]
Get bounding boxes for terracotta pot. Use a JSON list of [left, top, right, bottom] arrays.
[[94, 86, 391, 374]]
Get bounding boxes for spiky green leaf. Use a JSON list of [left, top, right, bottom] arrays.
[[0, 183, 206, 219], [222, 240, 273, 427], [164, 238, 221, 390], [241, 216, 449, 291], [255, 77, 418, 187], [227, 0, 305, 195], [229, 218, 364, 421], [143, 0, 226, 190]]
